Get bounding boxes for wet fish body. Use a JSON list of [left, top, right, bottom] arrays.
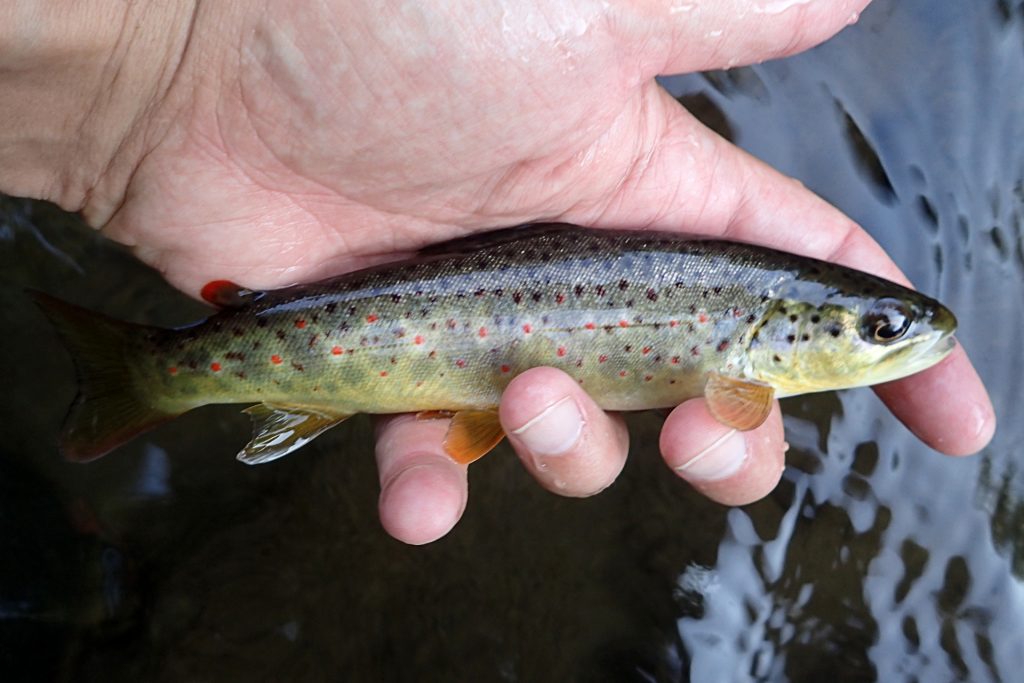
[[36, 225, 956, 464]]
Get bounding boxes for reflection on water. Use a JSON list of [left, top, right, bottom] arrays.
[[2, 0, 1024, 680]]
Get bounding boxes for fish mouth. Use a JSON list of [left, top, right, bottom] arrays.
[[882, 323, 956, 380]]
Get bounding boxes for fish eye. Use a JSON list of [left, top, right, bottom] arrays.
[[860, 299, 912, 344]]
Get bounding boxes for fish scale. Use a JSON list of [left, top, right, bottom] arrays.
[[35, 224, 957, 464]]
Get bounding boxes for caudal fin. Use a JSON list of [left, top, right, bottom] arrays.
[[32, 291, 179, 461]]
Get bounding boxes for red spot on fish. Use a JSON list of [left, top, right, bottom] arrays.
[[366, 314, 378, 323], [557, 346, 567, 357], [456, 359, 466, 368], [478, 327, 488, 338], [669, 320, 679, 328], [501, 364, 511, 373], [619, 370, 628, 377], [380, 371, 388, 377], [642, 346, 651, 355], [295, 319, 307, 329], [644, 375, 653, 382], [670, 356, 680, 365], [414, 335, 424, 345], [584, 322, 596, 330], [331, 346, 343, 355], [210, 362, 222, 372], [168, 366, 178, 375], [717, 340, 730, 352], [698, 313, 709, 324], [555, 293, 565, 304], [271, 355, 282, 365], [619, 320, 629, 328], [523, 324, 533, 334], [598, 355, 608, 363], [733, 308, 743, 318]]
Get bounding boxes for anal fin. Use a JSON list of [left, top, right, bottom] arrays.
[[704, 372, 774, 431], [443, 409, 505, 465], [238, 402, 352, 465]]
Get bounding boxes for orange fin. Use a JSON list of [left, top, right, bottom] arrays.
[[442, 409, 505, 465], [704, 372, 774, 431], [238, 402, 352, 465], [416, 410, 456, 421], [200, 280, 263, 308]]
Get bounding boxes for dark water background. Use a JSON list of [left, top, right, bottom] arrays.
[[2, 0, 1024, 680]]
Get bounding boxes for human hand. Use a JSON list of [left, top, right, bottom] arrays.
[[1, 0, 994, 544]]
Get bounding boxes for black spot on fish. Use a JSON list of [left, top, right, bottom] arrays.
[[232, 327, 245, 337], [325, 302, 337, 313], [391, 294, 402, 303], [689, 305, 698, 315], [717, 340, 729, 352], [625, 299, 634, 307], [235, 371, 247, 379], [513, 291, 523, 304], [532, 292, 543, 302], [786, 334, 796, 343], [745, 314, 756, 324], [226, 351, 246, 361], [830, 327, 842, 338], [773, 354, 782, 363], [338, 321, 350, 333], [574, 285, 584, 297], [779, 306, 788, 315], [276, 330, 287, 341], [789, 314, 798, 323], [348, 306, 357, 316], [646, 289, 658, 301], [619, 279, 629, 290], [713, 286, 722, 295], [596, 285, 606, 297]]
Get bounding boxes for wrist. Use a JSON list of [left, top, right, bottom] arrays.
[[0, 1, 198, 221]]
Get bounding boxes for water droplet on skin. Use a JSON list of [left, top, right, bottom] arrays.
[[752, 0, 814, 15]]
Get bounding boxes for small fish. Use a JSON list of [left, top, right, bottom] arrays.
[[34, 225, 956, 466]]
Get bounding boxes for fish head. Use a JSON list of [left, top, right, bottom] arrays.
[[744, 283, 957, 397]]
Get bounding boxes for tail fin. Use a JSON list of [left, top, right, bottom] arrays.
[[31, 291, 179, 461]]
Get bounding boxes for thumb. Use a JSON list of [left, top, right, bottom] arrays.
[[625, 0, 872, 74]]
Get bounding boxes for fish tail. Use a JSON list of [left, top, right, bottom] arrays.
[[31, 291, 179, 462]]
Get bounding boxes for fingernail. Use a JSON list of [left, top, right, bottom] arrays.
[[511, 396, 584, 456], [675, 429, 747, 481]]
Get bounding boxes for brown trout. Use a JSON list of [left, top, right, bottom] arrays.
[[36, 225, 956, 465]]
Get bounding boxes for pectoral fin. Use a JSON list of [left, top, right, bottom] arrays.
[[443, 409, 505, 465], [704, 372, 774, 431], [238, 402, 352, 465]]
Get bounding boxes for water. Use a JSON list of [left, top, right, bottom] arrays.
[[2, 0, 1024, 680]]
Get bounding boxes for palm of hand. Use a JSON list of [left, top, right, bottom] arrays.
[[87, 0, 991, 545]]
